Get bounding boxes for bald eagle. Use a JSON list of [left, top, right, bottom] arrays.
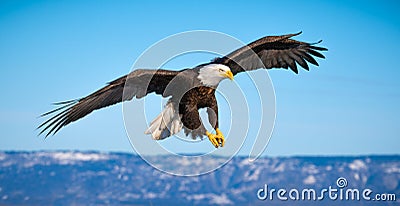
[[38, 32, 327, 148]]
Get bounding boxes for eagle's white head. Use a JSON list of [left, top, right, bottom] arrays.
[[198, 64, 234, 87]]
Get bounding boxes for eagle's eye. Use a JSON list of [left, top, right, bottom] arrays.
[[218, 68, 224, 72]]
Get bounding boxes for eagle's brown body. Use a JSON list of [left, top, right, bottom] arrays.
[[178, 86, 218, 138]]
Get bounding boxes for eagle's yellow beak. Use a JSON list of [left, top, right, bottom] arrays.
[[224, 70, 234, 80]]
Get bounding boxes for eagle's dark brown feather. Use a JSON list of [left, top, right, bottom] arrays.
[[38, 69, 180, 137], [212, 32, 327, 74]]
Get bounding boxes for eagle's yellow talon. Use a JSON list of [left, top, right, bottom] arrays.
[[206, 128, 225, 148]]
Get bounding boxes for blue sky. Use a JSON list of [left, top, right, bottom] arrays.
[[0, 0, 399, 156]]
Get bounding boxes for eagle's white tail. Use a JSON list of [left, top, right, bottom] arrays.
[[144, 102, 183, 140]]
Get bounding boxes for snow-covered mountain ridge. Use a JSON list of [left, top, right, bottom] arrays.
[[0, 151, 398, 205]]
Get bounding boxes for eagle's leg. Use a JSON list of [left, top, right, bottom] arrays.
[[206, 128, 225, 148], [205, 101, 224, 148]]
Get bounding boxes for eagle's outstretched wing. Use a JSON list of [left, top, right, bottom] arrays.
[[38, 69, 179, 137], [211, 32, 327, 75]]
